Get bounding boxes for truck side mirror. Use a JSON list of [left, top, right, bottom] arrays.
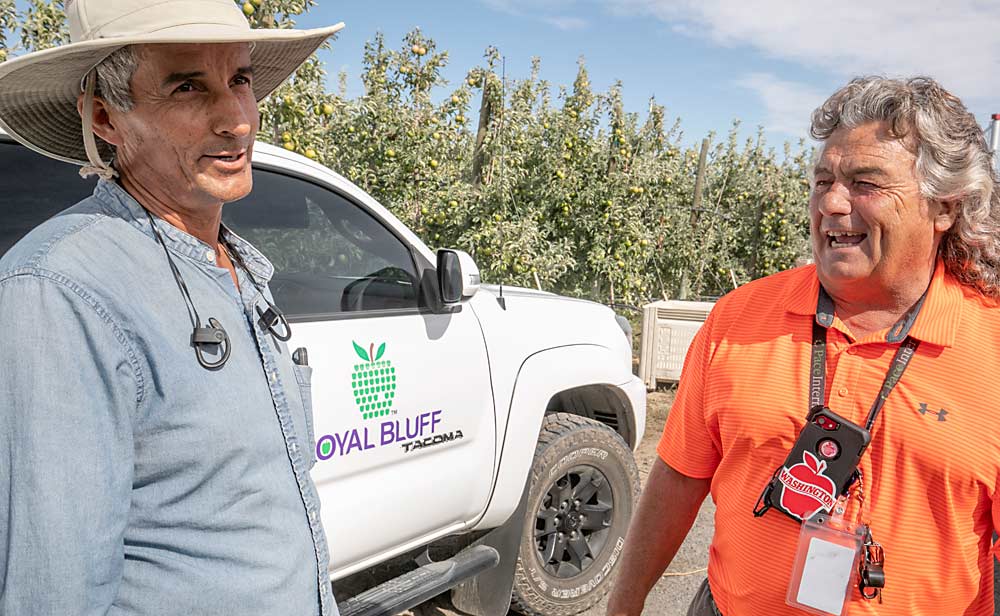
[[437, 249, 481, 304]]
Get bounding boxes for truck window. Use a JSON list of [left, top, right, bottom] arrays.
[[0, 141, 421, 319], [223, 169, 421, 318], [0, 142, 96, 257]]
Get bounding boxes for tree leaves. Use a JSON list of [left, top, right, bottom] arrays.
[[19, 0, 68, 52], [251, 24, 813, 305], [0, 0, 17, 56], [6, 0, 814, 307]]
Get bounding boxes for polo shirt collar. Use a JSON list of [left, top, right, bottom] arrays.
[[785, 266, 820, 318], [784, 260, 962, 348], [906, 259, 962, 348]]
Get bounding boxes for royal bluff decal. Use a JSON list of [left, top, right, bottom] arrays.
[[316, 410, 446, 459], [315, 341, 464, 460], [351, 340, 396, 420]]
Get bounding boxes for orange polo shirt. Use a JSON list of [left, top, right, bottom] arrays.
[[659, 261, 1000, 615]]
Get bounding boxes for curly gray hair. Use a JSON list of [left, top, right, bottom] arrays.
[[811, 76, 1000, 298]]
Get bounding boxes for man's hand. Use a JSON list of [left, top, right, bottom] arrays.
[[606, 458, 711, 616]]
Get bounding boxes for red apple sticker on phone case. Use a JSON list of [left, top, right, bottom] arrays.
[[776, 451, 837, 520]]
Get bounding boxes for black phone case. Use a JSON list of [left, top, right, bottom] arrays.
[[760, 407, 871, 522]]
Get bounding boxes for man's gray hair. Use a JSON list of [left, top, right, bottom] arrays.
[[811, 76, 1000, 298], [94, 45, 138, 112]]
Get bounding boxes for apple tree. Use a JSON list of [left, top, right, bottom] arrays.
[[2, 1, 817, 308]]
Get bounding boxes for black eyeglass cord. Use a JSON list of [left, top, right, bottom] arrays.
[[144, 210, 293, 367], [221, 239, 292, 342], [145, 210, 231, 370]]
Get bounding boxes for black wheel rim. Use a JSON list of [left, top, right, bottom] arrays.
[[534, 464, 614, 578]]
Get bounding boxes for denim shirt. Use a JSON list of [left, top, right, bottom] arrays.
[[0, 180, 334, 615]]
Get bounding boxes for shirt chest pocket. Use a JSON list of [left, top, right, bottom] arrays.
[[291, 364, 317, 469]]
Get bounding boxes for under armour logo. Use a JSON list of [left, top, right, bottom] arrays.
[[917, 403, 948, 422]]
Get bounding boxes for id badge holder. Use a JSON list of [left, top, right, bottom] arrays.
[[785, 509, 864, 616]]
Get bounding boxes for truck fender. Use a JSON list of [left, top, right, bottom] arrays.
[[474, 343, 624, 531]]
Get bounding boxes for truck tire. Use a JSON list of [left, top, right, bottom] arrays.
[[510, 412, 640, 616]]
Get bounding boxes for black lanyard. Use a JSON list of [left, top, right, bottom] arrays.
[[809, 287, 923, 431]]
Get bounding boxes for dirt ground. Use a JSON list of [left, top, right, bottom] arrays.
[[404, 389, 714, 616]]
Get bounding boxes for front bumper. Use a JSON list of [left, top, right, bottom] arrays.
[[618, 375, 647, 451]]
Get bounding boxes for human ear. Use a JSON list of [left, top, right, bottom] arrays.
[[933, 198, 959, 234], [76, 93, 123, 148]]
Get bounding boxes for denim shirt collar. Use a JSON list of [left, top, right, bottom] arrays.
[[93, 179, 274, 283]]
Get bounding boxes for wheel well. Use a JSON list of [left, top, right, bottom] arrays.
[[544, 384, 636, 448]]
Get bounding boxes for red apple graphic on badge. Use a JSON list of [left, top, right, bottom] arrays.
[[778, 451, 837, 520]]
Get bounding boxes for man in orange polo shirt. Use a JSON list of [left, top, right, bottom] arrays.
[[607, 76, 1000, 616]]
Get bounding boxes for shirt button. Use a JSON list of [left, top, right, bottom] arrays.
[[838, 387, 848, 397], [206, 250, 216, 262], [847, 347, 858, 355], [310, 511, 317, 522]]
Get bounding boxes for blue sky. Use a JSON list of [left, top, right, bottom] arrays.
[[11, 1, 999, 149], [291, 0, 1000, 150]]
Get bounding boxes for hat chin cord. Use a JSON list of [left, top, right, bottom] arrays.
[[79, 70, 119, 181]]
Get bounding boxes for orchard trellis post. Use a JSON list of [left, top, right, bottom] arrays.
[[679, 137, 710, 300]]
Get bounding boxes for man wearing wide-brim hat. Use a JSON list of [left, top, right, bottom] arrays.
[[0, 1, 343, 613]]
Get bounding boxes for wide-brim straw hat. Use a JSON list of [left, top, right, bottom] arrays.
[[0, 0, 343, 167]]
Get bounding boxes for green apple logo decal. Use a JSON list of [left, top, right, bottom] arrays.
[[351, 341, 396, 420]]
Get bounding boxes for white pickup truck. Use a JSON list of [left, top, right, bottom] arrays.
[[0, 131, 646, 616]]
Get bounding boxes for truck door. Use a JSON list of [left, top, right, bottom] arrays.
[[223, 167, 495, 574]]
